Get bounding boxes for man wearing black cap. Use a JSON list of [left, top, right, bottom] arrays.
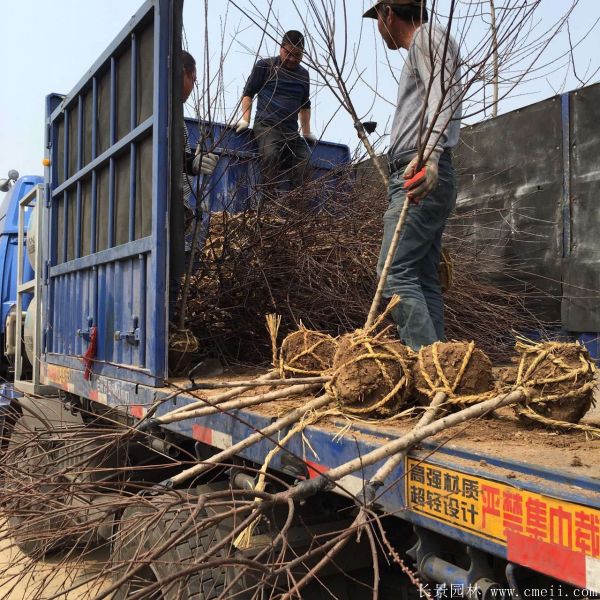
[[236, 31, 315, 191], [364, 0, 462, 350]]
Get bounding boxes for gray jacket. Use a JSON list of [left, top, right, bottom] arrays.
[[388, 22, 462, 162]]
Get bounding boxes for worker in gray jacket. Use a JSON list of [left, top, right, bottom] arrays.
[[363, 0, 462, 350]]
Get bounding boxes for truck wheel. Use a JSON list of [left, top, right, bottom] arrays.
[[2, 413, 126, 557], [112, 489, 228, 599]]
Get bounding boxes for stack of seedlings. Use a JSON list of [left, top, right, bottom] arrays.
[[184, 167, 551, 366]]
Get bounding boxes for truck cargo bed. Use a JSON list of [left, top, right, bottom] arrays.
[[199, 376, 600, 482]]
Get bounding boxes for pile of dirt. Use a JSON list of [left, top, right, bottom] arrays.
[[414, 341, 494, 406], [279, 328, 338, 377], [330, 333, 415, 417]]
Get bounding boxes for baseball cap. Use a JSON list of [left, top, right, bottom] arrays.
[[363, 0, 425, 19]]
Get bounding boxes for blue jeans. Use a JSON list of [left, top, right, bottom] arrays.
[[377, 153, 456, 350]]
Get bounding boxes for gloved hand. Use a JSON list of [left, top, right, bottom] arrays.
[[303, 132, 317, 146], [403, 149, 441, 204], [235, 118, 250, 134], [192, 152, 218, 176]]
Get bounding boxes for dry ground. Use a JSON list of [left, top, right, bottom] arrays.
[[0, 523, 113, 600]]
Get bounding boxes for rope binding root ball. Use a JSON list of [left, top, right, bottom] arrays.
[[279, 326, 338, 378], [414, 340, 494, 408], [168, 327, 200, 374], [514, 340, 597, 430], [328, 331, 415, 417]]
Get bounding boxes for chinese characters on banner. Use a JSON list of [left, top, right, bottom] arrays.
[[405, 458, 600, 559]]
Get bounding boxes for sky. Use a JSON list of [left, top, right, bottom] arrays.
[[1, 0, 599, 179]]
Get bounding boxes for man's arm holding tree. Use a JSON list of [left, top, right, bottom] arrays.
[[299, 73, 316, 144]]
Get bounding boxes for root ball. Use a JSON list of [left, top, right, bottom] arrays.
[[330, 333, 415, 417], [279, 328, 338, 377], [515, 342, 596, 424], [414, 341, 493, 406]]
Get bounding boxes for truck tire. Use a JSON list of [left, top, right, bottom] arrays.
[[112, 488, 228, 599], [2, 412, 125, 557]]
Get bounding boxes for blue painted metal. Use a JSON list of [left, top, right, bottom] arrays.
[[0, 176, 40, 332], [334, 419, 600, 496], [52, 117, 153, 197], [418, 441, 600, 496], [129, 33, 138, 243], [578, 332, 599, 362], [0, 384, 18, 441], [43, 0, 171, 386], [561, 93, 571, 258], [147, 0, 172, 380], [185, 118, 352, 213], [420, 556, 470, 587], [49, 0, 155, 124]]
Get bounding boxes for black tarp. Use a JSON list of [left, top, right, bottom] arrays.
[[562, 84, 600, 330]]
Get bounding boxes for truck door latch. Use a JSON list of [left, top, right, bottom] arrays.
[[114, 316, 141, 346], [77, 317, 94, 340]]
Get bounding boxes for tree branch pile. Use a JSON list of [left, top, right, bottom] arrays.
[[184, 167, 550, 364]]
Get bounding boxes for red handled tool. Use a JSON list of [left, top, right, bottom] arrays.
[[403, 166, 427, 189]]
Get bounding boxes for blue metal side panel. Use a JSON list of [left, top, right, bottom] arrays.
[[42, 1, 171, 387], [185, 119, 351, 213], [578, 333, 599, 362], [147, 0, 170, 381]]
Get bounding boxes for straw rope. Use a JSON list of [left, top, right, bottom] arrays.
[[279, 328, 338, 378], [513, 340, 599, 436], [327, 333, 413, 416], [234, 408, 323, 549]]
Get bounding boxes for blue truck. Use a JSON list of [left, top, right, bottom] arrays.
[[0, 173, 41, 410], [2, 1, 599, 598]]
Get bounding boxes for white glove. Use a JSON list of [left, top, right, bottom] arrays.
[[192, 152, 218, 176], [235, 119, 249, 134], [403, 149, 440, 204], [303, 132, 317, 145]]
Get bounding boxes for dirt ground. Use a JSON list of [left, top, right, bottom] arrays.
[[0, 523, 113, 600]]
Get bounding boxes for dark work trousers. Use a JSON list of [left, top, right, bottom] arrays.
[[377, 151, 456, 350], [253, 122, 311, 191]]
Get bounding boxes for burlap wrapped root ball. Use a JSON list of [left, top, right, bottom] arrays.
[[515, 341, 596, 425], [330, 333, 415, 417], [414, 341, 494, 408], [279, 328, 338, 377]]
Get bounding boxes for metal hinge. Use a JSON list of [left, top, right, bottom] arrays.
[[114, 316, 141, 346]]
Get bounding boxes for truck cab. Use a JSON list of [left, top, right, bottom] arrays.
[[0, 174, 41, 378]]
